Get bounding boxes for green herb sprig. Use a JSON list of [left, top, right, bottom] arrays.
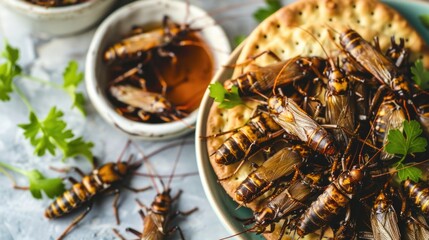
[[0, 42, 93, 163], [0, 162, 65, 199], [411, 59, 429, 90], [385, 120, 428, 182], [209, 82, 244, 109]]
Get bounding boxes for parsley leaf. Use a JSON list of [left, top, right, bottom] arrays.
[[209, 82, 243, 109], [386, 120, 427, 156], [0, 162, 65, 199], [18, 107, 94, 162], [0, 42, 22, 101], [253, 0, 282, 23], [386, 120, 427, 181], [62, 60, 86, 115], [411, 59, 429, 90], [397, 163, 422, 183], [420, 15, 429, 29]]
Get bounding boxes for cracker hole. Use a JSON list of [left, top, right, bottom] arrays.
[[298, 11, 303, 16], [281, 49, 285, 53], [352, 4, 356, 8], [329, 18, 333, 22], [219, 113, 223, 117], [388, 23, 392, 28], [309, 49, 313, 54], [357, 19, 360, 24], [255, 45, 259, 49], [317, 33, 321, 37], [295, 42, 299, 46], [235, 177, 238, 180], [263, 34, 267, 39], [315, 5, 319, 9], [277, 24, 281, 29], [371, 11, 374, 16], [419, 55, 424, 59], [405, 38, 409, 42]]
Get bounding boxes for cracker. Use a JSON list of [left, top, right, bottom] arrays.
[[205, 0, 429, 239]]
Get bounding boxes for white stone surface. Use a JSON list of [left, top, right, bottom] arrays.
[[0, 0, 291, 239]]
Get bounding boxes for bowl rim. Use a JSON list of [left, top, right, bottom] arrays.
[[196, 43, 259, 240], [1, 0, 100, 15], [86, 0, 231, 139]]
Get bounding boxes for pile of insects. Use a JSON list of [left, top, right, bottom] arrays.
[[25, 0, 89, 7], [104, 15, 214, 124], [208, 28, 429, 239]]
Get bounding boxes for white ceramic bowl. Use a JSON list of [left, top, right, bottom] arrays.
[[0, 0, 115, 36], [86, 0, 231, 140]]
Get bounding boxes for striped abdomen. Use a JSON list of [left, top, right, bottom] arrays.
[[372, 96, 405, 160], [296, 169, 363, 236], [403, 179, 429, 215], [45, 175, 103, 218], [235, 146, 302, 203], [214, 113, 281, 165], [307, 126, 337, 156], [340, 29, 410, 96], [45, 162, 127, 218]]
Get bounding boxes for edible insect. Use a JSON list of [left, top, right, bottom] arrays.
[[104, 15, 204, 64], [209, 112, 283, 166], [371, 93, 406, 160], [403, 179, 429, 215], [224, 56, 326, 96], [235, 144, 307, 204], [110, 85, 187, 122], [267, 95, 338, 156], [296, 168, 364, 237], [45, 142, 151, 240], [370, 189, 401, 240], [340, 29, 411, 97], [114, 140, 198, 240]]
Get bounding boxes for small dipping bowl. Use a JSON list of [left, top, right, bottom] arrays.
[[86, 0, 231, 139], [0, 0, 115, 36]]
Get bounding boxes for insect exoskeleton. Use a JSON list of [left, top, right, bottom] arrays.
[[371, 93, 406, 160], [213, 112, 283, 166], [223, 56, 326, 96], [109, 84, 187, 122], [103, 15, 201, 64], [370, 190, 401, 240], [45, 162, 134, 219], [234, 144, 308, 204], [296, 168, 364, 237], [339, 29, 411, 97], [267, 95, 338, 156], [324, 57, 356, 148], [403, 179, 429, 215]]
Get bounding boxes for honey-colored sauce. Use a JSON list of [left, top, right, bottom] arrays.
[[106, 24, 214, 123]]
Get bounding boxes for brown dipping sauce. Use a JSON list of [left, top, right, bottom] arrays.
[[107, 24, 214, 123]]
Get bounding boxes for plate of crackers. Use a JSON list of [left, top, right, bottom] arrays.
[[196, 0, 429, 239]]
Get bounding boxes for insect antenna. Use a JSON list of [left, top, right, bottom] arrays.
[[131, 141, 161, 194], [271, 55, 301, 96], [371, 158, 429, 178], [117, 139, 132, 164], [166, 138, 186, 190], [219, 225, 259, 240]]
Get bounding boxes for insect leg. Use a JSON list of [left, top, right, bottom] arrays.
[[67, 177, 79, 184], [56, 204, 92, 240], [175, 207, 199, 217], [112, 189, 121, 225], [112, 228, 126, 240], [126, 227, 142, 238], [122, 185, 152, 193], [49, 166, 86, 177], [172, 189, 183, 202], [168, 226, 186, 240]]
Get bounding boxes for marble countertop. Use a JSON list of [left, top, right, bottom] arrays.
[[0, 0, 276, 239]]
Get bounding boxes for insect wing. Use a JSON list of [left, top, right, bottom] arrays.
[[272, 97, 318, 142], [257, 148, 302, 182], [370, 207, 401, 240], [403, 215, 429, 240], [141, 212, 166, 240]]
